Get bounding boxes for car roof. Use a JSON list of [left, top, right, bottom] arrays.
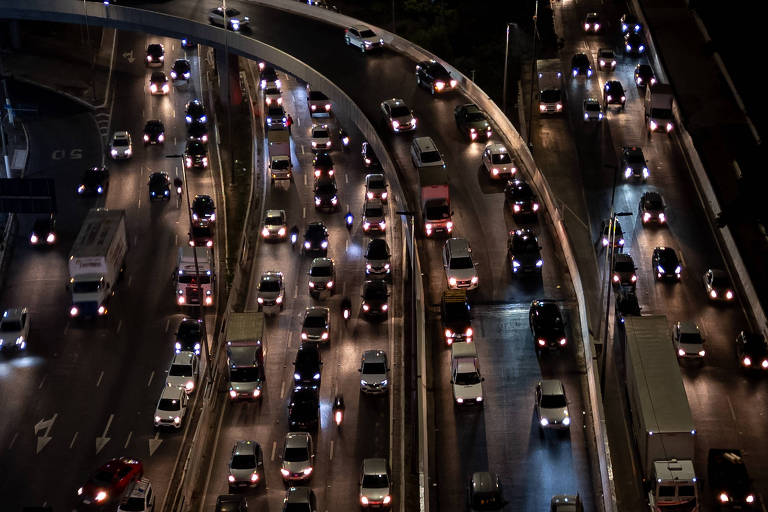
[[285, 486, 312, 502], [364, 280, 388, 293], [539, 379, 565, 396], [305, 306, 329, 318], [362, 458, 388, 475], [113, 131, 130, 138], [366, 173, 385, 183], [310, 257, 333, 268], [383, 98, 407, 108], [312, 123, 329, 131], [471, 471, 500, 493], [171, 351, 195, 365], [285, 431, 311, 448], [351, 24, 371, 31], [160, 385, 183, 399], [364, 198, 384, 209], [233, 440, 258, 456], [150, 71, 167, 80], [462, 103, 482, 113], [614, 253, 634, 263], [2, 308, 25, 321], [146, 119, 163, 126], [124, 477, 151, 500], [362, 349, 387, 364], [367, 238, 390, 254], [266, 209, 285, 218], [446, 237, 471, 254], [485, 142, 508, 153], [677, 321, 699, 334], [261, 271, 283, 281]]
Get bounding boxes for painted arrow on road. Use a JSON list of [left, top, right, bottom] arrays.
[[148, 432, 163, 456], [122, 50, 135, 63], [34, 413, 58, 454], [95, 414, 114, 454]]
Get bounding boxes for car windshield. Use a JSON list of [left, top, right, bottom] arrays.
[[455, 371, 481, 386], [626, 152, 644, 164], [368, 178, 386, 189], [450, 257, 474, 270], [660, 251, 678, 265], [230, 367, 261, 381], [511, 237, 538, 252], [313, 129, 329, 138], [150, 174, 167, 185], [425, 203, 450, 219], [599, 51, 613, 58], [470, 492, 503, 510], [224, 8, 241, 16], [113, 138, 129, 147], [178, 322, 201, 341], [365, 286, 387, 300], [283, 447, 309, 462], [178, 275, 212, 284], [120, 497, 146, 511], [272, 159, 290, 170], [284, 504, 310, 512], [1, 320, 21, 331], [316, 183, 336, 194], [679, 332, 701, 344], [259, 280, 281, 292], [360, 29, 376, 37], [169, 363, 192, 377], [191, 226, 212, 238], [230, 454, 256, 469], [304, 315, 327, 328], [265, 87, 280, 95], [615, 260, 634, 272], [265, 215, 283, 226], [309, 91, 328, 100], [362, 474, 389, 488], [418, 150, 441, 163], [508, 183, 533, 199], [310, 265, 332, 277], [390, 106, 411, 118], [491, 153, 512, 164], [645, 196, 662, 209], [367, 243, 389, 259], [541, 90, 561, 102], [158, 398, 181, 411], [363, 362, 386, 375], [315, 155, 333, 167], [466, 111, 486, 122], [72, 281, 101, 293], [187, 144, 206, 155], [712, 275, 730, 288], [365, 207, 384, 217], [650, 107, 672, 118], [444, 302, 470, 321], [306, 226, 326, 238], [541, 394, 566, 408], [585, 102, 601, 111]]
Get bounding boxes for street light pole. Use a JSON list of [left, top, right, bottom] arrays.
[[396, 210, 416, 364], [502, 22, 512, 115], [527, 0, 539, 147]]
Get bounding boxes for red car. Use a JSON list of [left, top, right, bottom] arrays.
[[77, 457, 143, 507]]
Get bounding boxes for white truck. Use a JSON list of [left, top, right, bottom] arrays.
[[175, 247, 214, 307], [268, 127, 292, 182], [450, 342, 484, 405], [226, 312, 265, 400], [623, 315, 699, 512], [419, 167, 452, 237], [68, 208, 128, 318], [536, 59, 564, 114], [644, 83, 674, 134]]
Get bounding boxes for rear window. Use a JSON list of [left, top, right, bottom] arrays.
[[230, 454, 256, 469], [363, 362, 386, 374], [304, 315, 327, 328], [449, 257, 474, 270], [1, 321, 21, 331], [362, 474, 389, 488], [491, 153, 512, 165], [420, 150, 441, 163], [169, 364, 192, 377]]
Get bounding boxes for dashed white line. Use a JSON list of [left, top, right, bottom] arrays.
[[345, 239, 349, 252], [116, 319, 123, 334], [165, 319, 170, 333], [8, 433, 18, 450], [294, 284, 299, 299], [96, 371, 104, 388], [127, 275, 133, 287], [304, 174, 308, 186], [300, 145, 305, 155], [69, 432, 78, 449], [173, 136, 177, 145], [124, 431, 133, 449], [271, 440, 277, 461], [288, 332, 293, 347], [138, 198, 141, 209], [329, 440, 334, 461], [302, 207, 306, 219], [296, 116, 301, 127], [726, 395, 737, 422], [147, 371, 155, 387], [345, 174, 349, 184], [38, 375, 47, 390], [280, 380, 286, 399]]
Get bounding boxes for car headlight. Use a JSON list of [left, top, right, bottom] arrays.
[[456, 397, 464, 404], [304, 241, 311, 249], [562, 416, 571, 426], [391, 120, 400, 130], [321, 240, 328, 249], [540, 418, 549, 426], [294, 373, 301, 381], [303, 467, 313, 475], [512, 260, 521, 268], [321, 332, 329, 340], [228, 475, 236, 483], [448, 277, 457, 286], [110, 149, 117, 156], [675, 266, 682, 274], [650, 120, 658, 130], [313, 373, 321, 380], [536, 259, 543, 267]]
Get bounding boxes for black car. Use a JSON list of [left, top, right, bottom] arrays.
[[146, 43, 164, 66], [313, 176, 338, 211], [504, 178, 540, 217], [148, 71, 169, 95], [365, 238, 391, 277], [29, 216, 56, 246], [620, 146, 649, 181], [736, 331, 768, 370], [312, 152, 335, 178], [508, 228, 543, 274], [570, 53, 593, 78], [639, 191, 666, 225], [77, 166, 109, 196], [293, 344, 322, 389], [185, 99, 207, 124], [288, 386, 320, 431], [175, 318, 203, 355], [361, 280, 389, 319], [600, 218, 625, 249], [634, 64, 656, 87], [185, 141, 209, 168], [260, 65, 278, 88], [615, 288, 641, 325], [624, 32, 645, 55], [189, 223, 214, 248], [181, 38, 196, 50], [148, 171, 171, 201], [143, 119, 165, 145], [303, 222, 329, 255], [187, 122, 209, 143], [215, 495, 247, 512], [529, 299, 567, 351], [652, 246, 681, 281], [603, 80, 626, 109], [708, 449, 758, 509], [266, 105, 287, 129], [454, 104, 492, 141], [467, 472, 505, 512], [191, 194, 216, 225], [170, 59, 191, 81], [620, 13, 642, 34], [361, 141, 381, 170], [415, 59, 457, 94], [440, 289, 472, 344]]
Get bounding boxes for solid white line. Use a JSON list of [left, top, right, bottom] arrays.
[[280, 380, 286, 399], [8, 433, 18, 450], [329, 440, 334, 461], [96, 371, 104, 387], [124, 431, 133, 449], [165, 319, 170, 333], [271, 440, 277, 461], [147, 371, 155, 387], [69, 432, 78, 449], [726, 395, 737, 422], [38, 375, 47, 390], [116, 319, 123, 334]]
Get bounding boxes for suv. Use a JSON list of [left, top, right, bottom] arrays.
[[410, 136, 445, 168], [165, 351, 199, 395], [344, 25, 384, 53], [303, 222, 329, 256], [443, 238, 478, 290], [652, 246, 681, 281], [308, 258, 335, 298], [175, 318, 202, 355], [307, 90, 332, 117], [621, 146, 649, 181], [154, 385, 188, 429], [365, 238, 391, 277], [415, 59, 457, 94], [313, 176, 339, 211], [441, 290, 472, 345], [262, 209, 287, 240], [359, 349, 389, 394], [227, 440, 264, 490]]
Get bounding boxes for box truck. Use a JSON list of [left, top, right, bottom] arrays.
[[226, 312, 265, 400]]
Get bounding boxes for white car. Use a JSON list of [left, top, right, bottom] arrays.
[[536, 379, 570, 430], [310, 124, 332, 152], [365, 173, 388, 202], [597, 48, 616, 70], [208, 7, 250, 31], [481, 143, 516, 179], [261, 209, 287, 240], [109, 131, 133, 160], [359, 349, 389, 394], [257, 271, 285, 312], [442, 238, 478, 290], [673, 321, 705, 360], [583, 98, 604, 122], [0, 307, 30, 353], [307, 89, 332, 117], [362, 198, 386, 232], [380, 98, 416, 133], [154, 385, 188, 429], [264, 84, 282, 106], [165, 351, 199, 394], [280, 432, 314, 482], [359, 458, 392, 508], [451, 342, 484, 405], [117, 478, 154, 512], [344, 25, 384, 53]]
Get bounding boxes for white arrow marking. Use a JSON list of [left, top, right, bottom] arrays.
[[122, 50, 135, 63], [34, 413, 58, 454], [149, 432, 163, 456], [95, 414, 114, 454]]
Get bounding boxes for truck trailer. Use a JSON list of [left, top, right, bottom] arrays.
[[226, 312, 265, 400], [268, 128, 292, 181], [537, 59, 564, 114], [645, 83, 674, 134], [175, 247, 214, 307], [419, 166, 452, 237]]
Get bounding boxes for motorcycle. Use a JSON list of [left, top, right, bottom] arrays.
[[339, 128, 350, 150], [345, 211, 354, 232], [290, 226, 299, 249], [341, 297, 352, 321], [332, 394, 345, 428]]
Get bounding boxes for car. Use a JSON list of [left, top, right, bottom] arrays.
[[613, 253, 638, 287], [454, 103, 492, 141], [307, 90, 332, 116], [583, 12, 601, 33], [181, 38, 196, 50], [703, 268, 735, 301], [504, 178, 540, 217], [615, 288, 641, 325], [117, 478, 154, 512], [597, 48, 616, 71], [362, 140, 381, 170], [441, 290, 472, 344], [227, 440, 264, 490], [451, 342, 484, 404], [215, 495, 247, 512], [365, 238, 391, 277], [736, 331, 768, 370], [257, 271, 285, 312], [359, 459, 392, 508], [282, 486, 317, 512], [600, 218, 625, 249], [308, 257, 335, 297], [482, 143, 516, 179], [148, 71, 169, 95], [300, 307, 330, 344], [467, 472, 505, 512], [185, 99, 207, 124], [508, 228, 543, 274], [443, 238, 478, 290], [191, 195, 216, 225], [148, 172, 171, 202], [634, 64, 657, 87], [380, 98, 416, 133], [154, 385, 188, 429], [280, 432, 314, 482], [110, 131, 133, 159], [165, 350, 199, 394], [291, 345, 322, 388], [288, 386, 320, 430], [361, 280, 389, 319], [708, 449, 758, 509], [410, 136, 445, 168], [550, 494, 584, 512], [359, 349, 389, 394], [639, 191, 666, 225], [189, 223, 214, 248], [143, 119, 165, 144], [175, 318, 202, 355], [77, 457, 143, 507], [313, 176, 338, 211], [29, 216, 56, 246], [415, 59, 457, 94], [603, 80, 626, 109], [264, 84, 282, 106], [208, 6, 250, 31], [170, 59, 191, 81], [362, 198, 386, 233], [345, 24, 384, 53], [529, 299, 567, 350], [260, 66, 279, 89], [583, 98, 604, 122], [312, 152, 335, 178], [261, 209, 287, 240], [620, 13, 642, 34], [145, 43, 164, 66], [77, 166, 109, 196], [0, 307, 29, 352], [621, 146, 649, 181], [570, 53, 593, 78], [266, 105, 288, 129], [673, 321, 705, 360], [624, 32, 645, 55], [303, 222, 329, 255], [536, 379, 571, 430], [365, 173, 388, 202], [652, 246, 682, 281]]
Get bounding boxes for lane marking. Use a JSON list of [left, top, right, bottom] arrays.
[[726, 395, 737, 422], [96, 371, 104, 387], [302, 207, 306, 219], [345, 239, 349, 253], [271, 440, 277, 461], [69, 432, 78, 449], [138, 198, 141, 209], [38, 375, 47, 390], [345, 174, 349, 184], [280, 380, 286, 399], [288, 332, 293, 347], [329, 440, 334, 461], [8, 433, 18, 450], [116, 319, 123, 334], [294, 284, 299, 299], [304, 174, 308, 186], [128, 275, 133, 287], [300, 145, 305, 155], [95, 414, 114, 454], [165, 318, 170, 333], [124, 431, 133, 449], [147, 370, 155, 387]]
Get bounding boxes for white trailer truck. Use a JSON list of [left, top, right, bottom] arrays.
[[175, 247, 214, 307], [536, 59, 564, 114], [624, 315, 699, 512], [68, 208, 128, 318], [268, 127, 292, 182], [645, 83, 674, 134], [226, 312, 265, 400]]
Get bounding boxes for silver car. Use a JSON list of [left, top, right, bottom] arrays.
[[283, 486, 317, 512], [359, 349, 389, 394], [165, 351, 199, 394], [359, 458, 392, 508], [481, 143, 516, 179], [365, 173, 388, 203], [154, 385, 188, 429], [280, 432, 314, 482], [362, 198, 386, 233], [583, 98, 603, 122], [227, 440, 264, 490], [597, 48, 616, 70], [380, 98, 416, 133], [673, 321, 705, 360], [261, 209, 287, 240], [257, 271, 284, 312], [0, 307, 30, 352], [208, 7, 250, 31], [345, 24, 384, 53], [110, 131, 133, 160], [301, 307, 330, 343], [308, 258, 335, 298], [536, 379, 570, 430], [311, 124, 332, 152]]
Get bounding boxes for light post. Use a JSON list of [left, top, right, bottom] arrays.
[[502, 22, 514, 115], [527, 0, 539, 147]]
